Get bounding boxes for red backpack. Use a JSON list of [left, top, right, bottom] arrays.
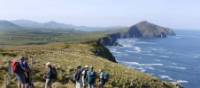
[[11, 59, 20, 73]]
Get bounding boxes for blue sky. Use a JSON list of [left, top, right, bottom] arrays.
[[0, 0, 200, 29]]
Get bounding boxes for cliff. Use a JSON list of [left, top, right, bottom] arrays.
[[99, 21, 176, 45]]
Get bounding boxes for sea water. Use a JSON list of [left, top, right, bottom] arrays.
[[108, 30, 200, 88]]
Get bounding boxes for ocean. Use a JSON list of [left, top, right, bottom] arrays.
[[107, 30, 200, 88]]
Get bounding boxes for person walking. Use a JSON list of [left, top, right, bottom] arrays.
[[44, 62, 54, 88], [51, 64, 57, 81], [87, 66, 96, 88], [74, 66, 83, 88], [99, 69, 109, 88], [11, 59, 26, 88], [82, 65, 89, 88], [20, 57, 34, 88]]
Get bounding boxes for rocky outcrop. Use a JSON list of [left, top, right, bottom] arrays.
[[84, 40, 117, 62], [99, 21, 176, 45]]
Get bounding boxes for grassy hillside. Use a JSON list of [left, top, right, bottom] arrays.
[[0, 31, 108, 46], [0, 26, 129, 46], [0, 42, 175, 88]]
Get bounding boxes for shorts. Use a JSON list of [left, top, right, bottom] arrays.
[[16, 73, 26, 84]]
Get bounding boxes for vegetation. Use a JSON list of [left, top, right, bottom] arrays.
[[0, 23, 176, 88], [0, 42, 175, 88], [0, 31, 107, 45]]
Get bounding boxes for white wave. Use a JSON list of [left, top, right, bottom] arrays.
[[121, 44, 133, 48], [117, 38, 137, 47], [134, 46, 142, 53], [120, 61, 163, 67], [149, 47, 166, 52], [143, 53, 155, 56], [137, 67, 146, 72], [176, 80, 189, 84], [111, 50, 122, 54], [168, 66, 186, 70], [159, 55, 170, 58], [146, 66, 155, 70], [136, 41, 156, 45], [159, 75, 173, 80], [171, 35, 184, 39], [126, 50, 135, 53]]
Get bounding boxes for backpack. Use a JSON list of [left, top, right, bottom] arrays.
[[74, 69, 83, 81], [11, 60, 20, 73], [103, 72, 109, 82], [88, 71, 96, 78], [88, 71, 96, 83], [51, 67, 57, 79]]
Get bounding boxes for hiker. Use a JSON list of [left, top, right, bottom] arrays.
[[74, 66, 83, 88], [44, 62, 55, 88], [12, 59, 26, 88], [20, 57, 34, 88], [82, 65, 89, 88], [98, 69, 109, 88], [51, 64, 57, 81], [87, 66, 96, 88]]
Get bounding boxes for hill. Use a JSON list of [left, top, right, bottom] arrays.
[[126, 21, 175, 38], [12, 20, 75, 30], [98, 21, 176, 45], [0, 20, 22, 31], [0, 42, 176, 88]]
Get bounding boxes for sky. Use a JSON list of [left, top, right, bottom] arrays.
[[0, 0, 200, 29]]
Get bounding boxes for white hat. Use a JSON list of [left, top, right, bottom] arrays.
[[84, 65, 89, 68], [46, 62, 51, 66]]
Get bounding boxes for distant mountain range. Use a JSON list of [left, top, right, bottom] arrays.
[[12, 20, 75, 29], [0, 20, 127, 32]]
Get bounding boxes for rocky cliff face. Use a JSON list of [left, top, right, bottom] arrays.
[[99, 21, 175, 45]]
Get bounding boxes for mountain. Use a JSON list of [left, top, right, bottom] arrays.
[[12, 20, 43, 28], [43, 21, 74, 29], [12, 20, 128, 32], [98, 21, 176, 45], [0, 20, 22, 31], [126, 21, 175, 38], [12, 20, 75, 30]]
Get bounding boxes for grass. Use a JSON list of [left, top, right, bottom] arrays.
[[0, 30, 109, 46], [0, 42, 176, 88]]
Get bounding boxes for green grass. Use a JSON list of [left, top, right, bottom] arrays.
[[0, 43, 175, 88], [0, 31, 108, 46]]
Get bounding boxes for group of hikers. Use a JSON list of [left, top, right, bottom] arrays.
[[7, 56, 109, 88], [74, 65, 109, 88]]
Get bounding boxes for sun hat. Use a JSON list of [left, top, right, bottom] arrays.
[[84, 65, 89, 68], [46, 62, 51, 66]]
